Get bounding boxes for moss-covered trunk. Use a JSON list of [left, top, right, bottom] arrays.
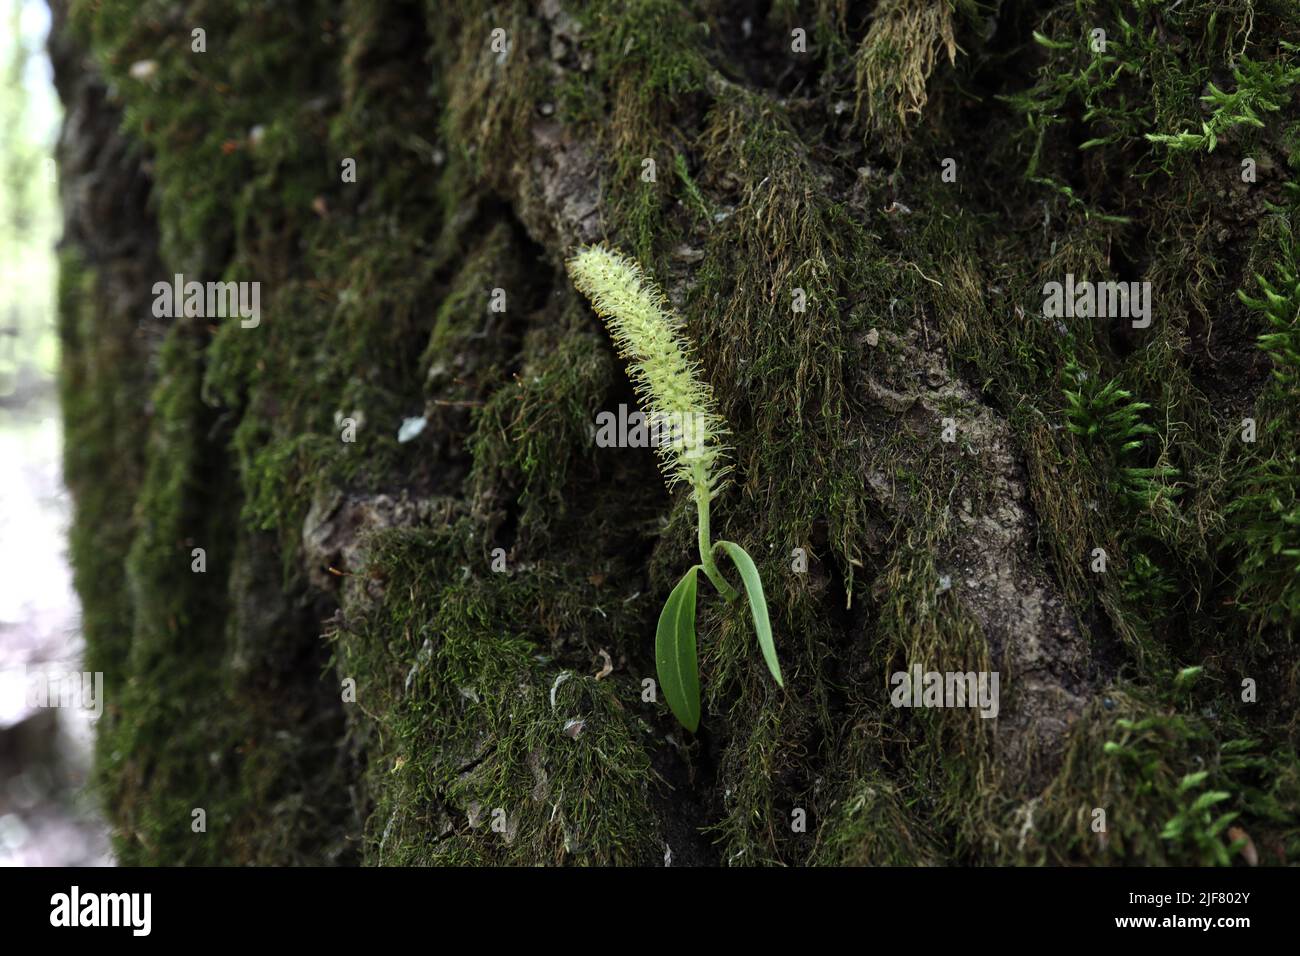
[[54, 0, 1300, 865]]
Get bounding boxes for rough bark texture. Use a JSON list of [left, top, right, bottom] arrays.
[[54, 0, 1300, 865]]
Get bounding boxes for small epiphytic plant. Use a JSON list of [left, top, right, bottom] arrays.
[[1238, 231, 1300, 395], [565, 244, 782, 731], [1062, 360, 1179, 511], [1228, 233, 1300, 623], [1146, 48, 1300, 155], [1159, 770, 1242, 867]]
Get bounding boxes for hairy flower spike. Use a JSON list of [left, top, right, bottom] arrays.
[[566, 244, 782, 731], [565, 244, 729, 497]]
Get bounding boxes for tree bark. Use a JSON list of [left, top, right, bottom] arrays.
[[54, 0, 1300, 865]]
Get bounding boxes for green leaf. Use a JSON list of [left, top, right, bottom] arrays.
[[1189, 790, 1232, 815], [656, 566, 701, 732], [714, 540, 783, 687], [1032, 30, 1072, 50], [1209, 811, 1239, 837]]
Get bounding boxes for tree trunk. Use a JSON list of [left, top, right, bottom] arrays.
[[53, 0, 1300, 865]]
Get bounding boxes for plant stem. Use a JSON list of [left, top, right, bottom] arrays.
[[693, 463, 738, 602]]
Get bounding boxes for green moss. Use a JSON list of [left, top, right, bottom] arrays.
[[204, 202, 451, 579], [1225, 210, 1300, 629], [332, 0, 447, 210], [813, 771, 943, 866], [66, 0, 371, 864], [72, 0, 340, 273], [1061, 358, 1179, 512], [852, 0, 961, 150], [439, 0, 544, 187], [870, 545, 1000, 856], [57, 249, 145, 684], [422, 222, 531, 405], [331, 524, 665, 865], [673, 152, 712, 223], [1005, 0, 1293, 187], [470, 323, 615, 547], [1147, 48, 1300, 158], [1008, 686, 1298, 865], [560, 0, 714, 267], [100, 324, 239, 864], [96, 320, 358, 865]]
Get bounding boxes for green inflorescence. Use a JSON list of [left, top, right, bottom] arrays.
[[566, 245, 782, 731]]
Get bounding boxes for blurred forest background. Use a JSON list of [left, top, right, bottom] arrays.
[[0, 0, 110, 866]]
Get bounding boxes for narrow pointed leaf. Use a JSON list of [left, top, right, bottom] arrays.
[[656, 566, 701, 731], [715, 540, 783, 687]]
